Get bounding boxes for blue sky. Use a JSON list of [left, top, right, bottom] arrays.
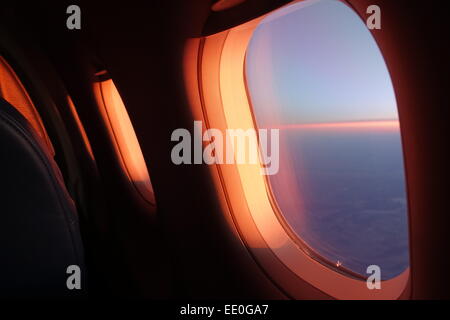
[[245, 0, 398, 126]]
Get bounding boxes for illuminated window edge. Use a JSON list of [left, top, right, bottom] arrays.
[[93, 73, 156, 206]]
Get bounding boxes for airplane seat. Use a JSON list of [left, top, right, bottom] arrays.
[[0, 97, 86, 298]]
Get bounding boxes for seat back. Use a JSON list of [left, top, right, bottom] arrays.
[[0, 97, 86, 298]]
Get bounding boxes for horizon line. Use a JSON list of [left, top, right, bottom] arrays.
[[268, 120, 400, 130]]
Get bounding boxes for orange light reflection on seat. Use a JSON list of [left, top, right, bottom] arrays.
[[66, 95, 95, 162], [0, 56, 54, 155]]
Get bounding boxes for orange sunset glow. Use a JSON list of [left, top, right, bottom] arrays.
[[273, 120, 400, 131]]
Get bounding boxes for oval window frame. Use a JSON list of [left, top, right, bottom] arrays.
[[185, 0, 410, 299]]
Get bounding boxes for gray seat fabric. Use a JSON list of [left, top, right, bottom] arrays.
[[0, 97, 86, 298]]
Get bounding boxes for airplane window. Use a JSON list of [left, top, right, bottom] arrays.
[[245, 0, 409, 279], [94, 74, 156, 205]]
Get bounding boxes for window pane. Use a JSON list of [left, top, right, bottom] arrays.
[[245, 0, 409, 279]]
